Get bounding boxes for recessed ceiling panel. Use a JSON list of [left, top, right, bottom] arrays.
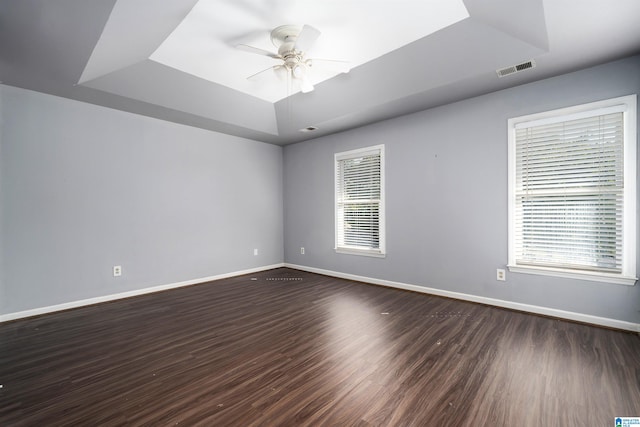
[[82, 60, 279, 134], [150, 0, 469, 102], [4, 0, 638, 146], [79, 0, 199, 84]]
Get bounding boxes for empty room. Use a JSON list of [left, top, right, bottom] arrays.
[[1, 0, 640, 425]]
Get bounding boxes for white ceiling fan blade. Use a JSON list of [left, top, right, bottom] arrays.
[[237, 44, 281, 59], [247, 65, 281, 81], [294, 25, 320, 52], [273, 65, 288, 81]]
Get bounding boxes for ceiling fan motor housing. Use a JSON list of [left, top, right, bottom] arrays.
[[237, 24, 320, 91]]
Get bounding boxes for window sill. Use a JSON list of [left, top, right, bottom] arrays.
[[507, 264, 637, 286], [335, 248, 386, 258]]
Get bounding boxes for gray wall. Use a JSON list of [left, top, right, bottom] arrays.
[[0, 92, 4, 313], [0, 85, 283, 315], [2, 55, 639, 324], [283, 55, 640, 324]]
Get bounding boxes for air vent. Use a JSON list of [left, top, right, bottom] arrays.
[[496, 60, 536, 78]]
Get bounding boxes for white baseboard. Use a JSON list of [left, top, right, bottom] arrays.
[[285, 263, 640, 333], [4, 262, 638, 333], [0, 263, 285, 323]]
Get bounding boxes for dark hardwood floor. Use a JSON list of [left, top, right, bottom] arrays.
[[1, 268, 639, 426]]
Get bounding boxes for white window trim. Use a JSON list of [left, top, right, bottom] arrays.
[[507, 95, 637, 286], [335, 145, 386, 258]]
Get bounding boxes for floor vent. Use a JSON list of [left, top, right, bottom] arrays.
[[496, 59, 536, 78]]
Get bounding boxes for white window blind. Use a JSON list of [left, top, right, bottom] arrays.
[[335, 145, 385, 256], [508, 95, 637, 285], [516, 113, 623, 271]]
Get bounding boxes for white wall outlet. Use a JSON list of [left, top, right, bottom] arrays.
[[301, 247, 305, 255], [113, 265, 122, 277], [253, 248, 258, 256], [496, 268, 506, 281]]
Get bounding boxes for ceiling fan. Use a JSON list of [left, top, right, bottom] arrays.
[[237, 25, 349, 94]]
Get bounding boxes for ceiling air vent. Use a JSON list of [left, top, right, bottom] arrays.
[[496, 60, 536, 78]]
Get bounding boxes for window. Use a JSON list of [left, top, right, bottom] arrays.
[[335, 145, 385, 257], [508, 95, 637, 285]]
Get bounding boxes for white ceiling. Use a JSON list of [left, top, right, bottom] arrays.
[[1, 0, 639, 145], [148, 0, 469, 102]]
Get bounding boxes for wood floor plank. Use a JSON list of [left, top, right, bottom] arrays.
[[1, 267, 639, 426]]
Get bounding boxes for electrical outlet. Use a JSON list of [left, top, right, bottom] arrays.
[[113, 265, 122, 277], [496, 268, 506, 281], [254, 248, 258, 256], [301, 247, 305, 255]]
